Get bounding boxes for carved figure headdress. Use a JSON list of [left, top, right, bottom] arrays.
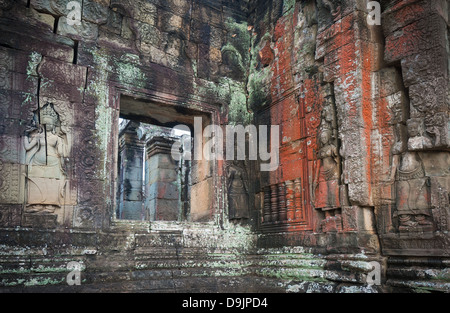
[[40, 103, 59, 126]]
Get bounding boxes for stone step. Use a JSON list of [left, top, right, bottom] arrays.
[[0, 244, 383, 291], [386, 278, 450, 293]]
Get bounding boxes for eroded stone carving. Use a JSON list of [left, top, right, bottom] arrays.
[[407, 118, 432, 151], [313, 125, 340, 211], [321, 0, 341, 16], [424, 113, 448, 149], [315, 126, 342, 232], [309, 85, 345, 232], [24, 102, 68, 214], [387, 120, 433, 232], [227, 162, 249, 220]]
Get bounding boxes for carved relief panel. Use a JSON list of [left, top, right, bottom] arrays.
[[23, 101, 76, 227], [386, 123, 433, 233], [227, 161, 250, 221], [310, 83, 345, 233]]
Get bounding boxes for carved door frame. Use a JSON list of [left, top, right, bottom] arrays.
[[106, 82, 224, 230]]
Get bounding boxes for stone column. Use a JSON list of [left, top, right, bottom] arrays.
[[117, 124, 145, 220], [145, 136, 180, 221]]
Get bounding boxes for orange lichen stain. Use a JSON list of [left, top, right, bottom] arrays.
[[385, 18, 425, 62], [389, 0, 425, 15], [270, 16, 295, 103]]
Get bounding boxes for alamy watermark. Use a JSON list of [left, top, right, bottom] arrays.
[[367, 1, 381, 26], [170, 117, 279, 172], [66, 261, 82, 286], [366, 261, 381, 286], [66, 1, 82, 26]]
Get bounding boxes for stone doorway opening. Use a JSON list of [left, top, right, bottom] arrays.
[[116, 118, 191, 221], [115, 94, 214, 223]]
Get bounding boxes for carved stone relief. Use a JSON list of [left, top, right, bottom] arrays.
[[24, 103, 68, 211], [23, 102, 75, 226], [227, 162, 249, 220], [312, 86, 344, 232], [406, 118, 432, 151], [0, 162, 23, 205], [386, 120, 434, 233], [313, 126, 340, 209], [0, 204, 21, 227]]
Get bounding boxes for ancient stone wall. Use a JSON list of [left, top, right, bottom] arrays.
[[0, 0, 449, 293]]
